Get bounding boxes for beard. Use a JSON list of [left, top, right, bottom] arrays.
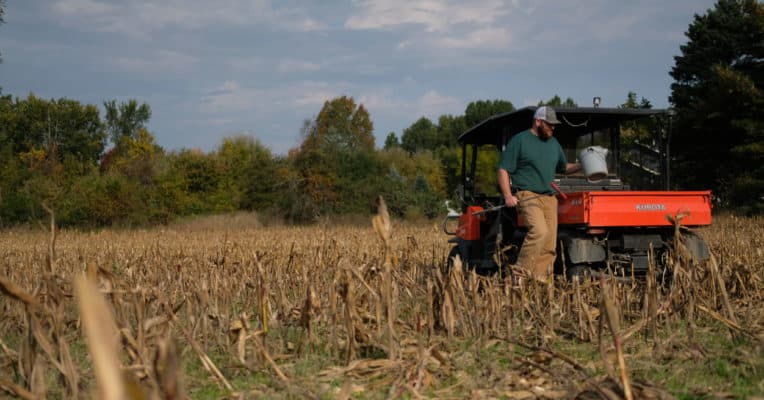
[[538, 127, 553, 140], [533, 120, 554, 140]]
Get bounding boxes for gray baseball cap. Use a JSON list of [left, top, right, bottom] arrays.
[[534, 106, 561, 124]]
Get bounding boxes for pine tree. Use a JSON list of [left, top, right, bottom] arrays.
[[670, 0, 764, 212]]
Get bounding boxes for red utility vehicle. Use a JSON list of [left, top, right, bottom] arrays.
[[443, 106, 712, 279]]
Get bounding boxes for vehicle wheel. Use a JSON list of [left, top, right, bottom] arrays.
[[444, 246, 461, 275], [655, 250, 673, 286], [566, 264, 591, 283]]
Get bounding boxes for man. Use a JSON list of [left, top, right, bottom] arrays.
[[497, 106, 581, 282]]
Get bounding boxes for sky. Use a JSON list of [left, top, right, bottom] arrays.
[[0, 0, 718, 155]]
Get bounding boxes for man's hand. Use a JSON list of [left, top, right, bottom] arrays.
[[505, 194, 519, 207]]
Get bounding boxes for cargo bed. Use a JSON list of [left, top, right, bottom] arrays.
[[557, 191, 712, 227]]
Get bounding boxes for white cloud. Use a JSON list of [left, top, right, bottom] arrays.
[[437, 27, 511, 49], [51, 0, 116, 17], [358, 88, 462, 123], [417, 90, 461, 119], [294, 90, 338, 107], [345, 0, 681, 57], [296, 18, 328, 32], [358, 89, 401, 114], [199, 80, 341, 116], [49, 0, 325, 37], [346, 0, 518, 55], [200, 81, 255, 114], [345, 0, 507, 32], [110, 49, 198, 74]]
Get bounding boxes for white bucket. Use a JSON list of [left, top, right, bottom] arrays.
[[579, 146, 609, 182]]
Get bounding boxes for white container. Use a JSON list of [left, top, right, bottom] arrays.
[[579, 146, 609, 182]]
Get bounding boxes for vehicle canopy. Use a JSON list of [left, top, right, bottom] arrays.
[[456, 106, 671, 197], [458, 106, 666, 147]]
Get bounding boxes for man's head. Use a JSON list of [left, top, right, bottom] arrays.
[[532, 106, 560, 140]]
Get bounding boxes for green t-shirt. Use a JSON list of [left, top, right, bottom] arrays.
[[498, 129, 568, 194]]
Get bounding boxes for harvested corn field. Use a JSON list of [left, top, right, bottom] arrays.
[[0, 211, 763, 399]]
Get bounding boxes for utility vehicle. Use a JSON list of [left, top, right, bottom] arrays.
[[443, 106, 712, 279]]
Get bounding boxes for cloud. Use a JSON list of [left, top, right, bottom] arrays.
[[293, 89, 338, 107], [199, 80, 342, 117], [278, 60, 322, 73], [417, 90, 462, 119], [345, 0, 507, 32], [110, 49, 198, 74], [295, 18, 328, 32], [200, 81, 256, 114], [196, 80, 461, 145], [229, 57, 262, 73], [358, 89, 400, 114], [437, 27, 511, 49], [358, 88, 462, 125], [344, 0, 684, 58], [48, 0, 326, 37], [345, 0, 518, 56], [51, 0, 116, 16], [191, 80, 348, 153]]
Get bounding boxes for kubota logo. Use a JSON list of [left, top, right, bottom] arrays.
[[635, 203, 666, 211]]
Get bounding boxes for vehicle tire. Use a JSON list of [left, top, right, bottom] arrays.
[[444, 246, 461, 275], [566, 264, 591, 283]]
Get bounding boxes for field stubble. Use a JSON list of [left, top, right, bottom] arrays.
[[0, 209, 762, 399]]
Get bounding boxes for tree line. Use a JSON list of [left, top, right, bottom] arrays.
[[0, 0, 761, 228], [0, 93, 517, 227]]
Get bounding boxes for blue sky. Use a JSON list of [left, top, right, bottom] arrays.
[[1, 0, 717, 155]]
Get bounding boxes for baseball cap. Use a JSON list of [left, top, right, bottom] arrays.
[[534, 106, 561, 124]]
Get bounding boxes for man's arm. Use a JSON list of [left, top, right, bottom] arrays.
[[497, 168, 518, 207], [565, 162, 582, 174]]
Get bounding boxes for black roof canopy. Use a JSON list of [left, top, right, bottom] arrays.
[[457, 106, 666, 146]]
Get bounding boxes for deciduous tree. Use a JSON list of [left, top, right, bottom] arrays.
[[216, 135, 278, 211], [383, 132, 399, 149], [0, 94, 106, 222], [1, 94, 105, 166], [292, 96, 375, 220], [436, 114, 467, 148], [0, 0, 5, 63], [103, 99, 152, 146], [619, 91, 655, 144], [538, 95, 577, 108], [301, 96, 374, 153], [401, 117, 437, 153], [464, 99, 515, 128]]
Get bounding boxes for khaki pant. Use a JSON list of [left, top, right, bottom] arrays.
[[515, 191, 558, 282]]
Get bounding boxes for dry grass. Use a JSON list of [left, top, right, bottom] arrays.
[[0, 212, 762, 399]]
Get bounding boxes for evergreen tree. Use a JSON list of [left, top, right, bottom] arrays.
[[670, 0, 764, 212]]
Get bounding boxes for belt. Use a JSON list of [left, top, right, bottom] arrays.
[[515, 189, 554, 196]]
